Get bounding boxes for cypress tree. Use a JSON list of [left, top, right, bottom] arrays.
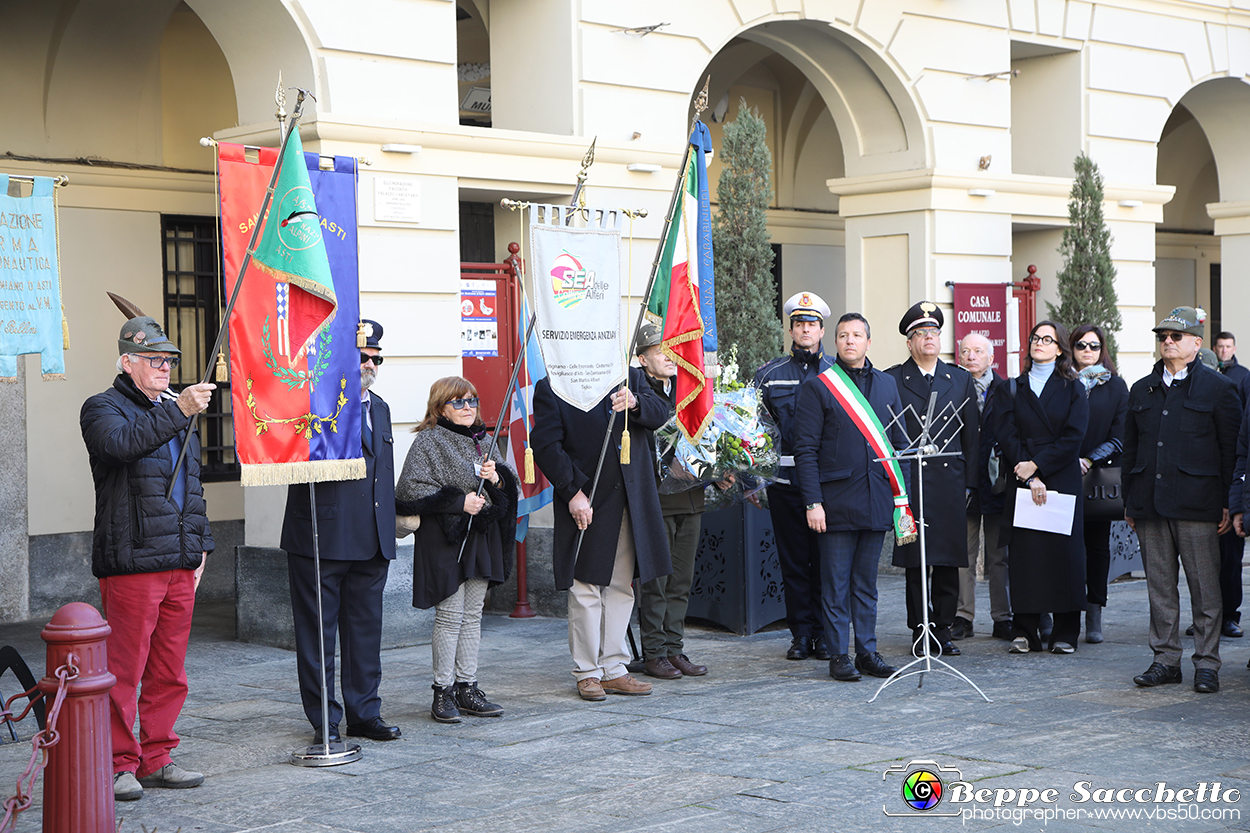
[[1047, 153, 1122, 358], [713, 101, 781, 383]]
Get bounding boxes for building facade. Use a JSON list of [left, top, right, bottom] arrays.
[[0, 0, 1244, 622]]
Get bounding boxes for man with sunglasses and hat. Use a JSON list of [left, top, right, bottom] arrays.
[[281, 319, 402, 742], [753, 291, 835, 661], [1124, 307, 1241, 694], [81, 316, 216, 801]]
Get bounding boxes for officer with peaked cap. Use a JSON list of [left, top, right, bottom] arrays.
[[753, 291, 834, 661], [885, 302, 979, 658]]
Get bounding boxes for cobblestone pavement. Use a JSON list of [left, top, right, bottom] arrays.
[[3, 572, 1250, 832]]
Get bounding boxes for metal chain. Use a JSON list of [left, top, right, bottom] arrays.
[[0, 655, 79, 833]]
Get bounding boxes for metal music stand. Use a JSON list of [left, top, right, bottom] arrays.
[[867, 391, 991, 704]]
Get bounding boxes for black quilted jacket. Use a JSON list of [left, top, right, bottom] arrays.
[[80, 373, 214, 578]]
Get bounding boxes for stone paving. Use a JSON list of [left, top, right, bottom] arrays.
[[3, 572, 1250, 832]]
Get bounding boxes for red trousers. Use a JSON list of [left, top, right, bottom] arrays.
[[99, 569, 195, 777]]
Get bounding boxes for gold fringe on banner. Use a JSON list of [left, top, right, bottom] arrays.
[[239, 458, 366, 487], [0, 376, 18, 383], [41, 373, 66, 381], [523, 446, 535, 484], [215, 351, 228, 382], [62, 312, 69, 350]]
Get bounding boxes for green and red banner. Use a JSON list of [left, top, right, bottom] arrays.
[[218, 135, 364, 487], [646, 122, 715, 442]]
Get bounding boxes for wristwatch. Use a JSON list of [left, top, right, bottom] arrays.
[[806, 503, 821, 511]]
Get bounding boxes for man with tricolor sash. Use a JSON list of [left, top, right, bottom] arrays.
[[794, 312, 914, 682]]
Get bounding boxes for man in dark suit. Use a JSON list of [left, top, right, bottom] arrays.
[[794, 312, 907, 682], [281, 319, 400, 742], [1125, 307, 1241, 694], [886, 303, 978, 658], [1212, 331, 1247, 638], [531, 366, 672, 701], [956, 332, 1012, 640]]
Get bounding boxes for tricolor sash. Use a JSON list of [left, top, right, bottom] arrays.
[[816, 363, 918, 545]]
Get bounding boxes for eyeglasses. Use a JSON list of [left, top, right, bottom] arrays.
[[134, 355, 180, 370], [1073, 341, 1101, 351], [1028, 334, 1057, 345], [1156, 332, 1186, 343], [360, 353, 384, 365], [909, 327, 940, 340], [446, 397, 479, 410]]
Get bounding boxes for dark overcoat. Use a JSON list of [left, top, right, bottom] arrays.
[[793, 359, 909, 532], [991, 370, 1089, 613], [281, 392, 397, 563], [886, 357, 979, 568], [1123, 359, 1240, 522], [1080, 375, 1129, 463], [971, 371, 1007, 516], [531, 367, 672, 590]]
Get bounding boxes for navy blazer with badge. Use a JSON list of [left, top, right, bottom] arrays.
[[281, 392, 397, 562], [793, 358, 909, 532]]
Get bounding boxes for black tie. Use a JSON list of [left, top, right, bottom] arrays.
[[361, 400, 373, 451]]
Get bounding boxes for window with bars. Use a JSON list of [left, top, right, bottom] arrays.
[[161, 215, 238, 482]]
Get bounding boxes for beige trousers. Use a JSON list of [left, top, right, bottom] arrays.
[[568, 508, 636, 682]]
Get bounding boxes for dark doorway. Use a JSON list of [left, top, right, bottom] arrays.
[[460, 202, 495, 263]]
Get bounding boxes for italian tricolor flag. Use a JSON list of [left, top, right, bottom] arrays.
[[645, 123, 716, 442]]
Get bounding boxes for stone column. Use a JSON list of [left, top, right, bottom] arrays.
[[0, 358, 30, 622], [1209, 201, 1250, 342]]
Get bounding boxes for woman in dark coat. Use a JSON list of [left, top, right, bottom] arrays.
[[396, 377, 517, 724], [1070, 324, 1129, 644], [992, 321, 1090, 654]]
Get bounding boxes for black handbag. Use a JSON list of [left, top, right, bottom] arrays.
[[1082, 465, 1123, 521]]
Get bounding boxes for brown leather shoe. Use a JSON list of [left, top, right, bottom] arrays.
[[643, 657, 682, 679], [577, 677, 606, 701], [669, 654, 708, 676], [601, 673, 652, 696]]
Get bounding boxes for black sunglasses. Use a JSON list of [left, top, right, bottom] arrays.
[[360, 353, 384, 365], [1156, 332, 1185, 343], [1073, 340, 1101, 351], [446, 397, 479, 410]]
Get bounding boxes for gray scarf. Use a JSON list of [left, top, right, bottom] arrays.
[[396, 423, 511, 509]]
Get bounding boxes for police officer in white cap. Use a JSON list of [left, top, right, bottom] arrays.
[[753, 291, 834, 660]]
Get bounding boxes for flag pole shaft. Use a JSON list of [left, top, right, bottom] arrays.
[[456, 310, 538, 563], [569, 134, 697, 564], [167, 92, 307, 499]]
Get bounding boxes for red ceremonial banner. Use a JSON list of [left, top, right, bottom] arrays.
[[952, 283, 1010, 374]]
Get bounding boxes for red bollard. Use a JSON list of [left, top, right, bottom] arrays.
[[39, 603, 115, 833]]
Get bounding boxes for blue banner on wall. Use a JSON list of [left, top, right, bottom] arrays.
[[0, 175, 65, 380]]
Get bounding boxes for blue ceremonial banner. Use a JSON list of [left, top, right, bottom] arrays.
[[691, 123, 717, 357], [0, 175, 65, 381], [303, 153, 362, 468]]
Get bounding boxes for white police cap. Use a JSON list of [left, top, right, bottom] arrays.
[[783, 291, 830, 323]]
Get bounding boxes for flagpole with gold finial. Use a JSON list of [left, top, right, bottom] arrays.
[[567, 75, 711, 566], [166, 85, 311, 499]]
